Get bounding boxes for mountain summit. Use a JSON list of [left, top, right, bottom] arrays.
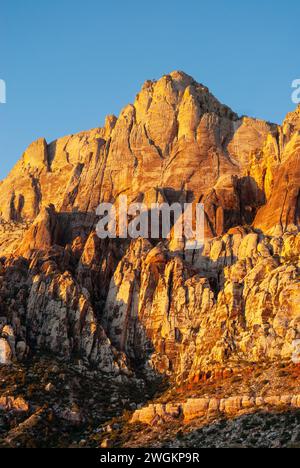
[[0, 72, 298, 243]]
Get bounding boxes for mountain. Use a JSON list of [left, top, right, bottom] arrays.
[[0, 71, 299, 448]]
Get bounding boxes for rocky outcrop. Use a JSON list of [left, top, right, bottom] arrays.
[[0, 396, 29, 413], [104, 232, 299, 379], [0, 220, 28, 256], [0, 252, 128, 375], [16, 205, 61, 258], [131, 394, 300, 426], [254, 140, 300, 235]]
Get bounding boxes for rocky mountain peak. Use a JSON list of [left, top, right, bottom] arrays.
[[0, 71, 299, 448], [0, 72, 299, 240]]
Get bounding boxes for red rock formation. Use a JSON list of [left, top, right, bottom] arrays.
[[0, 72, 276, 237], [0, 72, 298, 383]]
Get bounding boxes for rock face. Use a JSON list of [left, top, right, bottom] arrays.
[[104, 233, 299, 380], [0, 71, 298, 387], [1, 71, 298, 239], [0, 254, 127, 374]]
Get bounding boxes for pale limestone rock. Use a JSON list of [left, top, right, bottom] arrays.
[[26, 269, 127, 374]]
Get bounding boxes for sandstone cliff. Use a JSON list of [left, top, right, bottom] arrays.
[[2, 71, 298, 238], [0, 71, 299, 386]]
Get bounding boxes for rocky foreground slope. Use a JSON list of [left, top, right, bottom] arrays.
[[0, 71, 299, 448]]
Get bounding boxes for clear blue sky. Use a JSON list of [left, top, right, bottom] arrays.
[[1, 0, 299, 179]]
